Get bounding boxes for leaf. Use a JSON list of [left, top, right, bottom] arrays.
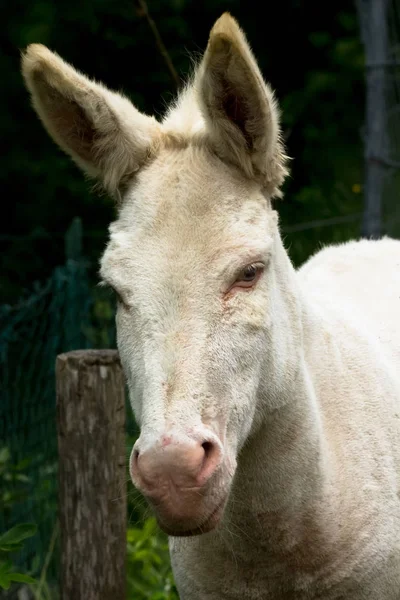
[[8, 573, 37, 584], [15, 474, 30, 483], [15, 458, 32, 471], [0, 542, 23, 553], [0, 560, 13, 575], [0, 448, 10, 464], [0, 574, 11, 590], [0, 524, 37, 547], [127, 527, 143, 543], [0, 555, 37, 590], [0, 561, 13, 590]]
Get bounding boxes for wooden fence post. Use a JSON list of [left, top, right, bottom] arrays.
[[56, 350, 126, 600]]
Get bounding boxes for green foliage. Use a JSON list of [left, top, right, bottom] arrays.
[[0, 523, 37, 590], [277, 7, 365, 267], [127, 518, 178, 600], [0, 447, 32, 517], [83, 285, 116, 349], [0, 524, 38, 554], [0, 447, 59, 597]]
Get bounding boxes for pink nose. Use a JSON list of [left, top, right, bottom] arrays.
[[131, 432, 222, 496]]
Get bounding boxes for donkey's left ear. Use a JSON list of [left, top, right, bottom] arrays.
[[199, 13, 288, 197]]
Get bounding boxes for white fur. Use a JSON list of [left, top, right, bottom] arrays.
[[22, 12, 400, 599]]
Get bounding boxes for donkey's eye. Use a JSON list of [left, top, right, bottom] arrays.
[[232, 263, 264, 290], [242, 265, 258, 281]]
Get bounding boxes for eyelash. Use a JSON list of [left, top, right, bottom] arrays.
[[230, 262, 265, 291]]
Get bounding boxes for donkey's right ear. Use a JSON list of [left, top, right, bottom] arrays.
[[21, 44, 160, 195]]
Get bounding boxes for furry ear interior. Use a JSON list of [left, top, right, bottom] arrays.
[[198, 13, 288, 196], [21, 44, 160, 195]]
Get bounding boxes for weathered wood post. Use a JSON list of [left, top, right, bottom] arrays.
[[357, 0, 390, 238], [56, 350, 126, 600]]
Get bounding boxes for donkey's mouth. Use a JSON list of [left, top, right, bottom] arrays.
[[157, 495, 227, 537]]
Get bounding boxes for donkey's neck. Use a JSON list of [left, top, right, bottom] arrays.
[[233, 366, 326, 517]]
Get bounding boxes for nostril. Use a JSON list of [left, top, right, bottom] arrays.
[[201, 441, 214, 458], [198, 439, 221, 485], [131, 447, 154, 489], [131, 448, 140, 476]]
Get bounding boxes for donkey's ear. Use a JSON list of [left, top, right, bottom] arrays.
[[22, 44, 160, 195], [199, 13, 288, 196]]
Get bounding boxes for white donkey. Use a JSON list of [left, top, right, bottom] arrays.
[[22, 13, 400, 599]]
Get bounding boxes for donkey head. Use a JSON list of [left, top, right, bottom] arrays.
[[22, 13, 289, 535]]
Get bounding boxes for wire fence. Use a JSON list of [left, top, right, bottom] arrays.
[[0, 219, 116, 593]]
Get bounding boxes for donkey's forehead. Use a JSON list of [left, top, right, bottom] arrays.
[[119, 147, 270, 236], [101, 147, 275, 282]]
